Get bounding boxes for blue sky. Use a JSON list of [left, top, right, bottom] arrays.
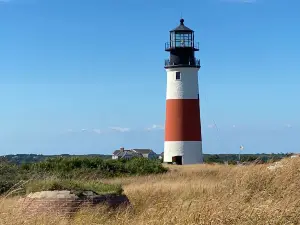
[[0, 0, 299, 155]]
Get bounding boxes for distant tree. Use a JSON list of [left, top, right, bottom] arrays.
[[228, 160, 237, 165], [205, 155, 223, 164]]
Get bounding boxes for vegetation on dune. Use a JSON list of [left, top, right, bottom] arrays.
[[1, 153, 292, 165], [1, 157, 300, 224], [204, 153, 292, 164], [22, 157, 168, 178], [1, 154, 112, 165], [24, 179, 123, 196], [0, 161, 28, 195], [0, 157, 168, 195]]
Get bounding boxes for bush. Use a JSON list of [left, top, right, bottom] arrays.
[[23, 156, 168, 179], [24, 179, 123, 196], [125, 158, 168, 175], [0, 161, 25, 195], [204, 155, 223, 164], [228, 160, 237, 165], [0, 156, 168, 196]]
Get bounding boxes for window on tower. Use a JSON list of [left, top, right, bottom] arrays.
[[175, 72, 181, 80], [169, 30, 193, 48], [174, 32, 192, 47]]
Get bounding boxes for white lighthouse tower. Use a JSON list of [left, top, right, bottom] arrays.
[[163, 18, 204, 165]]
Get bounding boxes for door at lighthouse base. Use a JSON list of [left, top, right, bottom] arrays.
[[172, 156, 183, 165]]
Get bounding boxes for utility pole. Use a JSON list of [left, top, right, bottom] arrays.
[[238, 145, 244, 164]]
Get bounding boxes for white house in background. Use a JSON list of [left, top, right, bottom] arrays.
[[112, 148, 143, 160], [133, 149, 158, 159], [112, 147, 158, 160], [291, 154, 300, 158], [158, 152, 164, 160]]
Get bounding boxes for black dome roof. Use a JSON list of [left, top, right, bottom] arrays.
[[170, 18, 194, 32]]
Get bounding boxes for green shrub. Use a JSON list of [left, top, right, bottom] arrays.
[[125, 158, 168, 175], [228, 160, 237, 165], [0, 156, 168, 196], [24, 179, 123, 196], [0, 161, 24, 195], [23, 156, 168, 179]]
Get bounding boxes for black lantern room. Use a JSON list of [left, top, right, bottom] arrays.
[[165, 19, 200, 68]]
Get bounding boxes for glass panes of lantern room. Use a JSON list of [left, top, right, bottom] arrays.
[[170, 32, 193, 48]]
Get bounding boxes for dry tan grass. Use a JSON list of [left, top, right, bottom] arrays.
[[1, 158, 300, 225]]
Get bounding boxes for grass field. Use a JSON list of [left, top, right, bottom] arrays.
[[1, 157, 300, 225]]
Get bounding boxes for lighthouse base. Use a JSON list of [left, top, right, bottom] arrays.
[[163, 141, 203, 165]]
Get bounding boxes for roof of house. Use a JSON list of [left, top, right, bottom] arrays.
[[113, 149, 129, 155], [115, 150, 142, 158], [113, 149, 156, 155], [132, 149, 155, 154]]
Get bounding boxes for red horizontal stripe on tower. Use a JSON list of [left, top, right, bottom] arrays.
[[165, 99, 202, 142]]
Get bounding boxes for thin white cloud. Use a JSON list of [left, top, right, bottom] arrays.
[[65, 128, 103, 134], [65, 125, 167, 134], [145, 124, 164, 131], [93, 129, 102, 134], [65, 128, 89, 133], [284, 124, 292, 128], [208, 124, 215, 128], [109, 127, 131, 132], [0, 0, 12, 3]]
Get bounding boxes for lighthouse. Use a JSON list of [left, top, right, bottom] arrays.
[[163, 18, 203, 165]]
